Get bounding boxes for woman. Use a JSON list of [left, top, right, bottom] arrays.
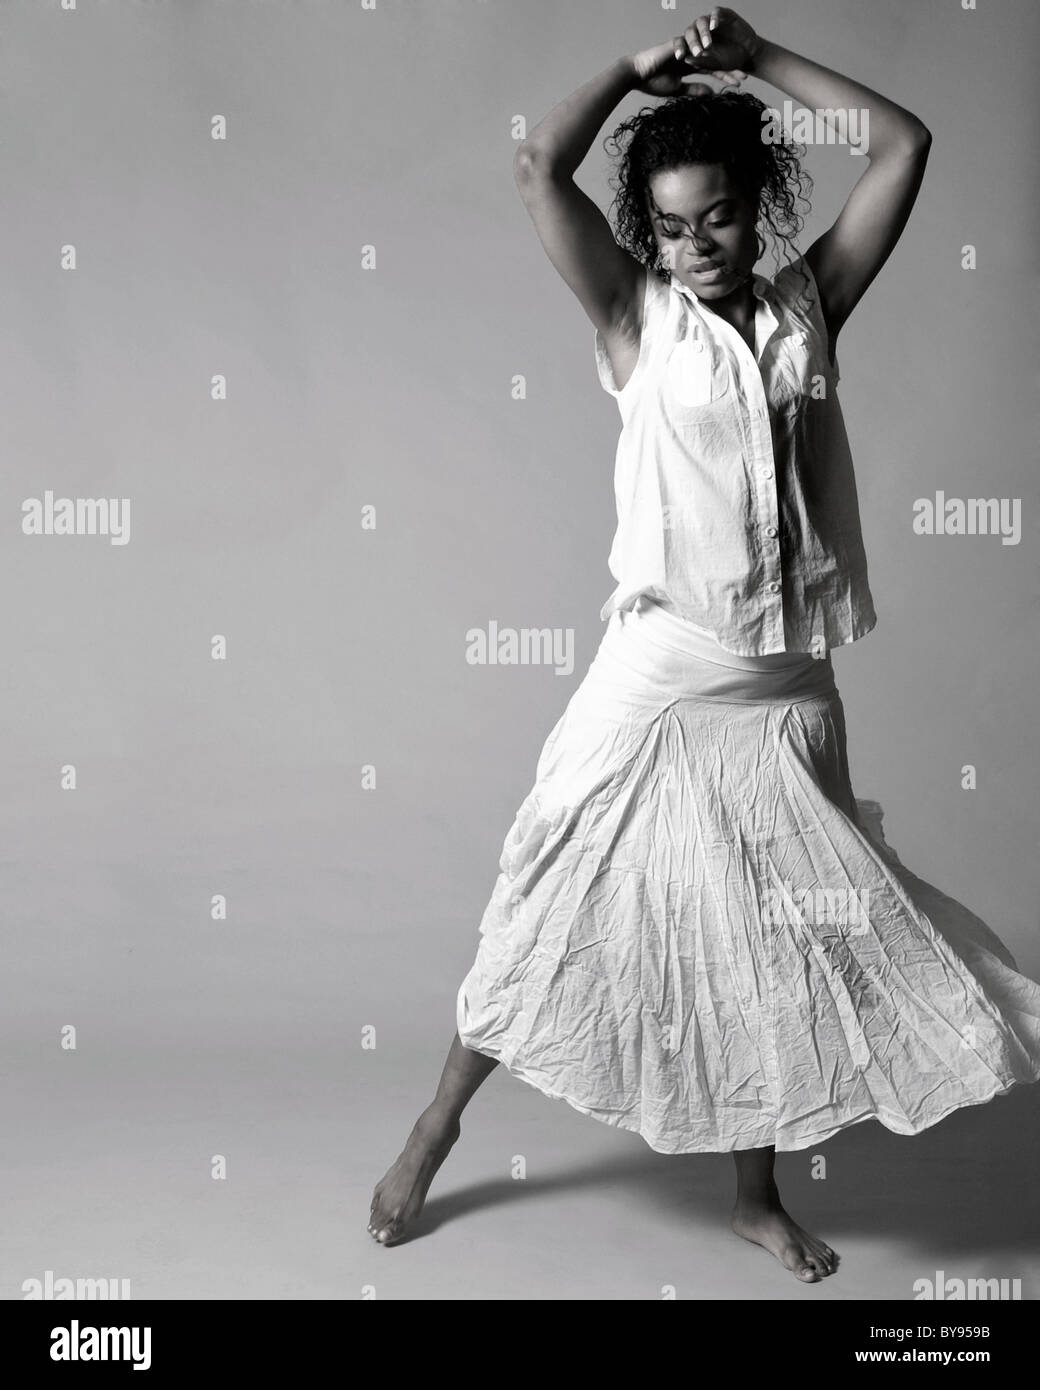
[[368, 8, 1040, 1283]]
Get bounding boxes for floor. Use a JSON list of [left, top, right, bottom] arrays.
[[4, 770, 1037, 1302], [6, 1025, 1038, 1301]]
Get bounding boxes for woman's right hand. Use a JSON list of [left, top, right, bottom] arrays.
[[631, 9, 757, 93]]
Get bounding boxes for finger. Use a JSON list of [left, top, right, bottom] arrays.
[[709, 8, 722, 31], [695, 16, 714, 51], [682, 24, 706, 60], [673, 32, 694, 64]]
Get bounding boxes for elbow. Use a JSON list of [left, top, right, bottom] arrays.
[[904, 118, 933, 155], [513, 141, 543, 187], [880, 119, 931, 165], [513, 140, 562, 188]]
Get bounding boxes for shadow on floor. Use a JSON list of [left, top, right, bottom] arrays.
[[394, 1083, 1038, 1265]]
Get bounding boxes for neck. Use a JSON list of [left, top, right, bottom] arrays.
[[700, 276, 756, 333]]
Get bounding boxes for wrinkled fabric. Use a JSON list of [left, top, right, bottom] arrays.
[[456, 598, 1040, 1153], [594, 256, 877, 657]]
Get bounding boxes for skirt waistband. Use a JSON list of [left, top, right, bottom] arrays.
[[599, 598, 837, 705]]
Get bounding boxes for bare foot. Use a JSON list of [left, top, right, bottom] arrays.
[[368, 1106, 461, 1245], [731, 1195, 838, 1282]]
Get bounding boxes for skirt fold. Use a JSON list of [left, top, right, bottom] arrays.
[[456, 599, 1040, 1152]]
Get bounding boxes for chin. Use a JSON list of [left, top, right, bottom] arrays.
[[690, 281, 729, 299], [690, 272, 749, 301], [686, 278, 734, 300]]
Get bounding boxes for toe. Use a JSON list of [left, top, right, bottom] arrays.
[[805, 1244, 833, 1274], [782, 1243, 820, 1282]]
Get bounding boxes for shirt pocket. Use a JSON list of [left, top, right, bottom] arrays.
[[770, 329, 828, 409], [664, 329, 728, 414]]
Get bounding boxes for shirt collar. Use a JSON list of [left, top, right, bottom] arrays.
[[668, 269, 782, 356], [668, 269, 776, 307]]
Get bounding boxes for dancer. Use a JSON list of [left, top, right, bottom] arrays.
[[369, 8, 1040, 1282]]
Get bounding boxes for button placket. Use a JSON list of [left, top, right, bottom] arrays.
[[671, 276, 786, 648], [749, 295, 784, 643], [735, 325, 783, 644]]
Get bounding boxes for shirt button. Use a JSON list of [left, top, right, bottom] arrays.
[[767, 582, 781, 593], [762, 468, 774, 480], [765, 526, 778, 538]]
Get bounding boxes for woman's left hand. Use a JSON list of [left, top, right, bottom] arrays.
[[675, 7, 764, 85]]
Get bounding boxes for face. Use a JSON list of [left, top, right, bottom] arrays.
[[646, 163, 759, 301]]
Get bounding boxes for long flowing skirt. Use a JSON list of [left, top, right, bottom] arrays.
[[456, 597, 1040, 1153]]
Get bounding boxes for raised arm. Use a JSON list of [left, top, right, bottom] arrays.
[[513, 41, 727, 344], [680, 8, 932, 343], [514, 59, 642, 339]]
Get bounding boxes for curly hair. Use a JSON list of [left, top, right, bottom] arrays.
[[603, 88, 813, 287]]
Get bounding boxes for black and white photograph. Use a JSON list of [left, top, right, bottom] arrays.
[[3, 0, 1038, 1354]]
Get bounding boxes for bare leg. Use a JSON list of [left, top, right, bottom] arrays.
[[730, 1146, 838, 1282], [367, 1032, 499, 1245]]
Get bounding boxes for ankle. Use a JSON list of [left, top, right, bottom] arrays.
[[415, 1103, 461, 1140], [734, 1181, 782, 1211]]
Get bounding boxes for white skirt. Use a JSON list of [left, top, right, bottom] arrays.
[[456, 598, 1040, 1153]]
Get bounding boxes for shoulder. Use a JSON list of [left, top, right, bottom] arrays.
[[770, 254, 838, 370], [633, 265, 674, 326], [770, 255, 822, 329], [594, 267, 677, 399]]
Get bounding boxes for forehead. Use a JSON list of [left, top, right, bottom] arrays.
[[646, 163, 742, 215]]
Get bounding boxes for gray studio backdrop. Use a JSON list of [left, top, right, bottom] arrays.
[[2, 0, 1037, 1301]]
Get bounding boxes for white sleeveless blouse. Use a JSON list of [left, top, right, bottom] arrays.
[[594, 256, 877, 657]]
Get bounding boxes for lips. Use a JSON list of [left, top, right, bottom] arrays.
[[690, 263, 728, 282]]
